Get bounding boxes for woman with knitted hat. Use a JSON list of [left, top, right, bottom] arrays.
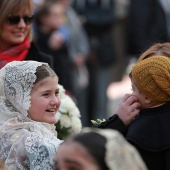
[[95, 42, 170, 127], [96, 55, 170, 170], [127, 56, 170, 169]]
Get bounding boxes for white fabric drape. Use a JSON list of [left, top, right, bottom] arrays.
[[0, 61, 62, 170]]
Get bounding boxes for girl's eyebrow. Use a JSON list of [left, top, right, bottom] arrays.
[[54, 159, 81, 168], [40, 88, 59, 93]]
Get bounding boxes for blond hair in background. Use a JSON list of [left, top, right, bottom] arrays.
[[0, 0, 34, 41]]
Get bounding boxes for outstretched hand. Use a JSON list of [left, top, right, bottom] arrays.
[[115, 94, 141, 125]]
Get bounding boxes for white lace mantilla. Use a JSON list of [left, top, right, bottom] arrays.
[[0, 61, 63, 169], [82, 128, 147, 170]]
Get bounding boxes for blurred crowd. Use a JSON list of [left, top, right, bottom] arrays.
[[1, 0, 170, 169], [33, 0, 170, 127]]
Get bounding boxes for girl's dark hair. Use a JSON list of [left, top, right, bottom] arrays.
[[34, 64, 57, 84], [73, 132, 109, 170]]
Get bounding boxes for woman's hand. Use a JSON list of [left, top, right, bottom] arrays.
[[115, 94, 141, 125], [48, 32, 64, 50]]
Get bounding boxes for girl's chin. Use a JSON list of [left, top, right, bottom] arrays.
[[46, 119, 56, 124]]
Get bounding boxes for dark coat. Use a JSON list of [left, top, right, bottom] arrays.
[[26, 42, 53, 67], [96, 102, 170, 170], [34, 31, 72, 92], [128, 0, 169, 56], [72, 0, 116, 66]]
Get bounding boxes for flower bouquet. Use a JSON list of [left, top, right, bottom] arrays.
[[55, 85, 82, 140]]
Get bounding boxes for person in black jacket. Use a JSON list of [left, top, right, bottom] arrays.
[[97, 43, 170, 129], [128, 0, 170, 57], [0, 0, 53, 69], [34, 1, 73, 93], [97, 54, 170, 170]]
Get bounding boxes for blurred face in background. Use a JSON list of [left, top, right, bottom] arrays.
[[58, 0, 71, 8], [0, 0, 33, 51], [39, 3, 66, 32], [55, 141, 99, 170]]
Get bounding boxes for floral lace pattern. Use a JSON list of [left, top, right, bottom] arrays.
[[0, 61, 63, 169], [4, 61, 42, 116], [0, 127, 61, 169]]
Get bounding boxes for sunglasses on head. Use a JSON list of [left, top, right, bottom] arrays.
[[7, 14, 34, 25]]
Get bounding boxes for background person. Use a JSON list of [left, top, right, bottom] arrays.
[[54, 128, 147, 170], [35, 1, 90, 127], [96, 42, 170, 130], [97, 56, 170, 170], [55, 0, 90, 127], [127, 0, 170, 59], [72, 0, 116, 123], [34, 1, 72, 93], [0, 0, 53, 69]]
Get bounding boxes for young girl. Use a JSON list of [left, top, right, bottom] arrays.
[[0, 60, 62, 169]]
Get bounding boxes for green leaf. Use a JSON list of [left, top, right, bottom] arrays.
[[91, 120, 98, 125], [55, 121, 71, 140], [91, 118, 106, 125]]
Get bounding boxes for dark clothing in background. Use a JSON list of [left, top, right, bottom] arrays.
[[72, 0, 116, 123], [26, 42, 53, 67], [128, 0, 169, 56], [72, 0, 116, 66], [35, 31, 72, 92], [96, 102, 170, 170]]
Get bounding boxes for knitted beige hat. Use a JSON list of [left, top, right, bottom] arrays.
[[132, 56, 170, 102]]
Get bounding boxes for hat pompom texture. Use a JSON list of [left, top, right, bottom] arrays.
[[132, 56, 170, 102]]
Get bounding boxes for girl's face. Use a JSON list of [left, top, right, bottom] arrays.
[[55, 141, 99, 170], [0, 11, 32, 51], [28, 76, 61, 124]]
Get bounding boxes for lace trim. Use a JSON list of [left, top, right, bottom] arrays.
[[81, 128, 147, 170], [0, 61, 62, 169]]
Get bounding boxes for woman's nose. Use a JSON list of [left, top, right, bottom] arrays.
[[17, 18, 27, 27]]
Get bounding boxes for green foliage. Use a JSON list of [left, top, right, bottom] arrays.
[[91, 118, 106, 125], [55, 121, 70, 140]]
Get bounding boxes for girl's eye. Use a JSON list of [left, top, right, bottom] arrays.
[[55, 91, 59, 95], [43, 93, 49, 96]]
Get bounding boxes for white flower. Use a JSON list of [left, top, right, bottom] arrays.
[[58, 102, 67, 113], [60, 114, 72, 128], [61, 96, 75, 111], [55, 111, 61, 122], [69, 116, 82, 134], [55, 84, 82, 139], [58, 84, 66, 98], [69, 106, 80, 117]]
